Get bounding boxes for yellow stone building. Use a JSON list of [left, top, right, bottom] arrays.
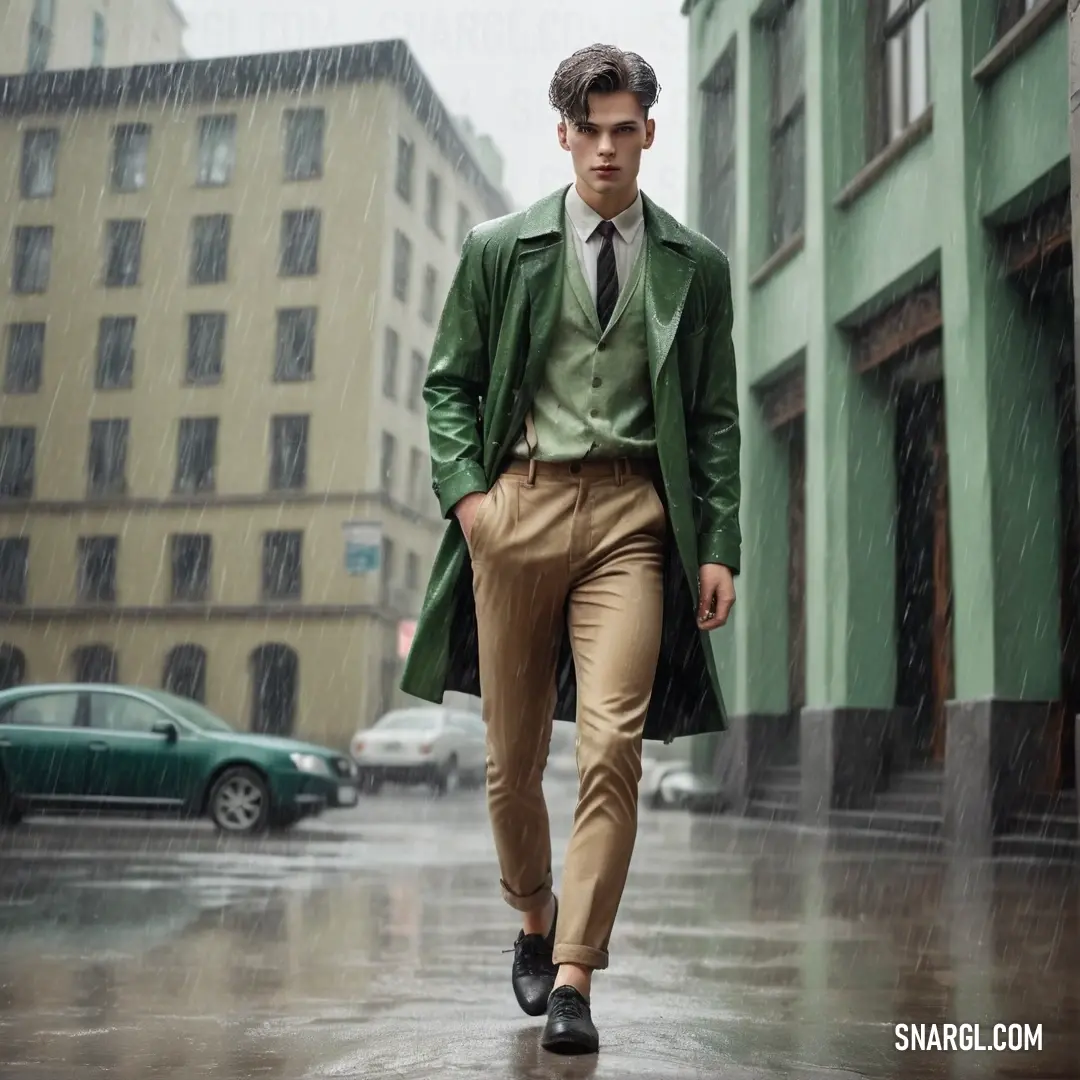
[[0, 41, 510, 748]]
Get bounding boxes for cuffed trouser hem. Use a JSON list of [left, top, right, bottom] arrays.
[[500, 873, 553, 913], [553, 943, 609, 970]]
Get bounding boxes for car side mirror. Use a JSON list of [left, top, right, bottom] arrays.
[[152, 720, 179, 743]]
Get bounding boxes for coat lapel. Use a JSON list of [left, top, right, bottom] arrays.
[[492, 190, 564, 462], [642, 194, 695, 389]]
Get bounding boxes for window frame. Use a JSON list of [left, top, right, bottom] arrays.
[[174, 417, 218, 495], [12, 225, 53, 294], [766, 0, 806, 255], [269, 414, 310, 492], [5, 322, 45, 394], [274, 307, 317, 382], [20, 128, 58, 199], [170, 534, 212, 603], [86, 418, 129, 497], [283, 107, 325, 182], [76, 536, 119, 604], [867, 0, 932, 157], [96, 316, 135, 390], [190, 213, 231, 286]]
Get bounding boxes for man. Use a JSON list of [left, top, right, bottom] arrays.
[[401, 44, 740, 1055]]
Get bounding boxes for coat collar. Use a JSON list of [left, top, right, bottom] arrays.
[[517, 186, 696, 387], [519, 184, 691, 250]]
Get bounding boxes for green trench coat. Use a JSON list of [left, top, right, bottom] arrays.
[[399, 186, 741, 743]]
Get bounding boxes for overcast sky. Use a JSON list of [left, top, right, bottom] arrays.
[[175, 0, 690, 218]]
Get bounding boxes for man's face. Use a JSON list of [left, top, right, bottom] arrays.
[[558, 91, 655, 201]]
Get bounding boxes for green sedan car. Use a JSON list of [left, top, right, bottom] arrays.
[[0, 683, 358, 834]]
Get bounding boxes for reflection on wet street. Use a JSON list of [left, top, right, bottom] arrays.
[[1, 779, 1078, 1079]]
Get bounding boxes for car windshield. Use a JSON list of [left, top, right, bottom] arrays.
[[375, 711, 440, 731], [147, 690, 235, 733]]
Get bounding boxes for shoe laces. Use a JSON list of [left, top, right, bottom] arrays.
[[505, 930, 556, 978], [547, 985, 588, 1022]]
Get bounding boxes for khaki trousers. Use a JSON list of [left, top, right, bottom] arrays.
[[466, 456, 665, 971]]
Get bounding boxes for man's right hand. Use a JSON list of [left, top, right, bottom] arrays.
[[453, 491, 488, 544]]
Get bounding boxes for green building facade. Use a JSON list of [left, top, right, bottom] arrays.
[[683, 0, 1078, 853]]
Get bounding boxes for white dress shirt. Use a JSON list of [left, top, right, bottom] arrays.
[[563, 184, 646, 304]]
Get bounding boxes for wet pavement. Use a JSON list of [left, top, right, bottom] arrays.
[[1, 778, 1078, 1080]]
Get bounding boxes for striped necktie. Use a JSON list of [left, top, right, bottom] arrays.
[[595, 220, 618, 332]]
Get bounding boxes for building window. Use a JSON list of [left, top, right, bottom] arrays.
[[77, 537, 118, 603], [0, 539, 29, 604], [175, 418, 217, 494], [407, 350, 426, 412], [27, 0, 54, 72], [5, 323, 44, 393], [456, 203, 471, 248], [405, 550, 420, 591], [280, 209, 320, 276], [283, 108, 324, 181], [87, 418, 129, 497], [20, 129, 58, 199], [700, 49, 736, 255], [275, 308, 316, 381], [380, 431, 397, 495], [186, 313, 225, 384], [269, 415, 309, 491], [104, 220, 144, 287], [91, 11, 107, 67], [96, 316, 135, 389], [425, 172, 443, 235], [190, 214, 230, 285], [163, 644, 207, 701], [421, 265, 438, 325], [111, 124, 150, 192], [766, 0, 805, 254], [383, 327, 399, 399], [170, 535, 211, 602], [197, 114, 235, 186], [72, 644, 117, 683], [998, 0, 1041, 37], [407, 447, 423, 507], [263, 531, 302, 600], [0, 428, 35, 499], [393, 230, 412, 301], [868, 0, 931, 156], [12, 226, 52, 294], [396, 136, 415, 202]]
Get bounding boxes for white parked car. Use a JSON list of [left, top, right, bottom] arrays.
[[350, 707, 487, 795], [640, 758, 728, 813]]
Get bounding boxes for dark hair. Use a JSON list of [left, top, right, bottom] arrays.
[[548, 45, 660, 126]]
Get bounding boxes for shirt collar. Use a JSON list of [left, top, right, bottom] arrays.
[[564, 184, 645, 245]]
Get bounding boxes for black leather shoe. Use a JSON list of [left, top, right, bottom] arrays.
[[508, 897, 558, 1016], [541, 985, 598, 1055]]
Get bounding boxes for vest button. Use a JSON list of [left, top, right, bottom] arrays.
[[597, 341, 607, 351], [592, 377, 602, 388]]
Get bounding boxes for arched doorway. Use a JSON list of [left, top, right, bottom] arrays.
[[0, 645, 26, 690], [249, 644, 298, 736], [71, 644, 118, 684], [163, 644, 207, 703]]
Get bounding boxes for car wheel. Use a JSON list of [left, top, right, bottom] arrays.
[[647, 789, 666, 811], [208, 766, 271, 835], [433, 755, 459, 796]]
